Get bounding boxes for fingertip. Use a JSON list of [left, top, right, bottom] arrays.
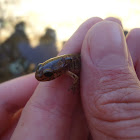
[[82, 20, 127, 69], [126, 28, 140, 64], [79, 17, 103, 30], [126, 28, 140, 79], [105, 17, 123, 27], [126, 28, 140, 42]]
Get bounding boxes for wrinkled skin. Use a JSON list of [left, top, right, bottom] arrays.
[[1, 17, 140, 140]]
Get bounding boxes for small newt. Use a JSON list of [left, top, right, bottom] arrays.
[[35, 54, 81, 92]]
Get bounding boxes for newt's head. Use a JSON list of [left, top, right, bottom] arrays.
[[35, 56, 67, 81]]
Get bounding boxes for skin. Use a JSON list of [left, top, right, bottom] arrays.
[[0, 17, 140, 140]]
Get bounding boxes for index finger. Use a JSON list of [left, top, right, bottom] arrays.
[[11, 17, 103, 140], [0, 73, 38, 134]]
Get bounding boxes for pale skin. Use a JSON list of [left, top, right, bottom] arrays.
[[1, 17, 140, 140]]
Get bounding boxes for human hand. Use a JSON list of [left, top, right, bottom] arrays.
[[1, 17, 140, 140]]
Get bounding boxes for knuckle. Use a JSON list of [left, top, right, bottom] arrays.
[[90, 68, 140, 117]]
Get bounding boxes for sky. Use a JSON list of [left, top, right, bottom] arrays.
[[2, 0, 140, 44]]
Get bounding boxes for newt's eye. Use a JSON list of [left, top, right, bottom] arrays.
[[44, 72, 53, 77]]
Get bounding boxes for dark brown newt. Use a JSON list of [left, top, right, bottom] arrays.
[[35, 54, 81, 92]]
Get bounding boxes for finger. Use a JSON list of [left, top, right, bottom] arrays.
[[60, 17, 103, 54], [11, 17, 103, 140], [0, 73, 38, 134], [105, 17, 129, 37], [81, 21, 140, 139], [105, 17, 123, 27], [126, 28, 140, 79], [1, 109, 22, 140], [70, 100, 89, 140], [0, 73, 38, 108]]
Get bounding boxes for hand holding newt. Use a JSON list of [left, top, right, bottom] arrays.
[[1, 17, 140, 140]]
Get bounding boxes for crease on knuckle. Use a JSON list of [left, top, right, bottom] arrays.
[[90, 68, 140, 118], [96, 68, 138, 99]]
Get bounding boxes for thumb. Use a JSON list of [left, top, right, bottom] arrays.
[[81, 21, 140, 139]]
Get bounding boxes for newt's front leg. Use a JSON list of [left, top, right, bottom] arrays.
[[66, 71, 80, 93]]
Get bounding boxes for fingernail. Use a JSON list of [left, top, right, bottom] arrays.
[[88, 21, 128, 68]]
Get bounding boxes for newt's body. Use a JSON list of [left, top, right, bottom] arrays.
[[35, 54, 81, 91]]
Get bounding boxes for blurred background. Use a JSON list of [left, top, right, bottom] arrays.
[[0, 0, 139, 83]]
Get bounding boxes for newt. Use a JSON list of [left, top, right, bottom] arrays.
[[35, 54, 81, 92]]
